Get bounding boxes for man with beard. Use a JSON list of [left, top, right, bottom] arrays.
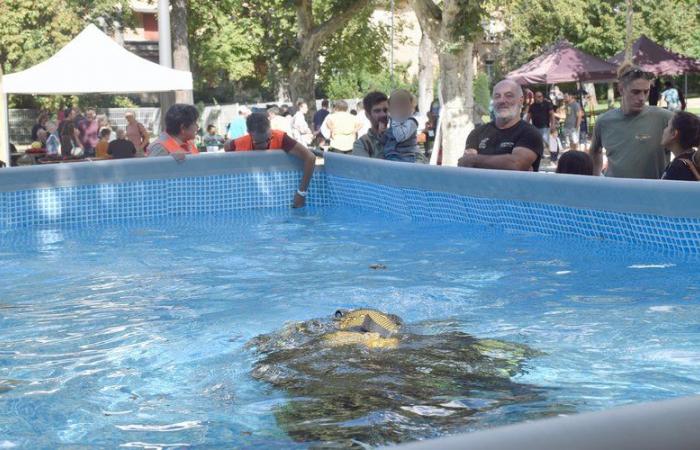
[[352, 91, 389, 159], [459, 79, 543, 171]]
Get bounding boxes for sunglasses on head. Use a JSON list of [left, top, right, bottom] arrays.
[[620, 68, 653, 81]]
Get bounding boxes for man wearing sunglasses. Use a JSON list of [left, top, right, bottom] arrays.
[[352, 91, 389, 159], [226, 112, 316, 208], [589, 64, 673, 178]]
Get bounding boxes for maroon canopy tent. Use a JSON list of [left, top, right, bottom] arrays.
[[608, 35, 700, 76], [506, 40, 618, 85]]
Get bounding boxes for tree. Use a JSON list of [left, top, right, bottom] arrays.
[[495, 0, 700, 75], [322, 64, 414, 99], [417, 32, 436, 116], [0, 0, 133, 109], [287, 0, 374, 112], [409, 0, 487, 166], [0, 0, 83, 75], [317, 7, 390, 98], [186, 0, 382, 106], [186, 1, 267, 102], [624, 0, 633, 63], [172, 0, 193, 103]]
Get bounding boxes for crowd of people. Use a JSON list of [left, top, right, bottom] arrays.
[[460, 66, 698, 180], [19, 63, 699, 189], [26, 107, 150, 162]]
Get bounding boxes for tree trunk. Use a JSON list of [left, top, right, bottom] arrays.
[[171, 0, 193, 104], [607, 82, 615, 109], [624, 0, 634, 64], [437, 43, 475, 167], [417, 32, 435, 116], [276, 79, 290, 104], [409, 0, 479, 167], [288, 39, 320, 118], [287, 0, 371, 120], [583, 82, 597, 108]]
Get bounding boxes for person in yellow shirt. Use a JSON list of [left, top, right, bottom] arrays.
[[320, 100, 362, 154]]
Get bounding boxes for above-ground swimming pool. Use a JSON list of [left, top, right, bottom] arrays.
[[1, 153, 699, 448]]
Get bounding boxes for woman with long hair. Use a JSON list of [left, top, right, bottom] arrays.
[[661, 111, 700, 181]]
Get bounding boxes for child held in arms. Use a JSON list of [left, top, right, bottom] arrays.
[[383, 89, 422, 163]]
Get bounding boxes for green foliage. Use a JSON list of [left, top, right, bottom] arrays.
[[0, 0, 83, 74], [323, 64, 415, 99], [317, 7, 390, 96], [0, 0, 132, 73], [188, 0, 388, 103], [111, 96, 137, 108], [66, 0, 134, 31], [0, 0, 132, 109], [493, 0, 700, 74], [320, 9, 388, 77], [449, 0, 488, 45], [187, 0, 264, 89], [11, 94, 138, 111]]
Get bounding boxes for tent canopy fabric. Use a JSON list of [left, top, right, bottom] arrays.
[[608, 35, 700, 76], [506, 40, 618, 85], [3, 24, 192, 95]]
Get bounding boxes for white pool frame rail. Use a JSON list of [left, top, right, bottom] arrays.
[[389, 395, 700, 450]]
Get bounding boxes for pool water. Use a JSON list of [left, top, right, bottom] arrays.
[[1, 208, 699, 448]]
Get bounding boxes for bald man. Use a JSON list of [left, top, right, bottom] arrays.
[[459, 79, 544, 171]]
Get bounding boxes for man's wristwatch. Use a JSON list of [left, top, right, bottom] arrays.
[[296, 190, 308, 197]]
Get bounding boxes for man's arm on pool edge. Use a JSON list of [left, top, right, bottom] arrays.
[[288, 143, 316, 208]]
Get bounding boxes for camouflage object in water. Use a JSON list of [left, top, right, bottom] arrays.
[[247, 310, 552, 448]]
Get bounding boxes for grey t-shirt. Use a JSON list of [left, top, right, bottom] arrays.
[[564, 101, 581, 129], [592, 106, 673, 179], [352, 129, 385, 159]]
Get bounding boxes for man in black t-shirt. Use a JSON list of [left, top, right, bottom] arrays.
[[527, 91, 556, 144], [107, 128, 137, 159], [459, 79, 544, 171]]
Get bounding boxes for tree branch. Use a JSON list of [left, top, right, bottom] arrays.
[[310, 0, 373, 44], [408, 0, 442, 42]]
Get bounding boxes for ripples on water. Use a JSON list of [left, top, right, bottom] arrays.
[[0, 208, 699, 448]]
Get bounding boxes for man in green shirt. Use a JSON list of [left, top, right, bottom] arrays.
[[589, 65, 673, 179]]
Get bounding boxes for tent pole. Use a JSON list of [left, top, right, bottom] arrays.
[[158, 0, 172, 68], [0, 67, 9, 168]]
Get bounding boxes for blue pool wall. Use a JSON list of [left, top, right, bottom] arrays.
[[324, 153, 700, 254], [1, 151, 699, 253], [0, 152, 330, 227]]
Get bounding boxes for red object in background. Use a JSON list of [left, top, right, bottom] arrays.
[[143, 13, 159, 41]]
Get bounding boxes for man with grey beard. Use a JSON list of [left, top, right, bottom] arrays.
[[458, 79, 544, 171]]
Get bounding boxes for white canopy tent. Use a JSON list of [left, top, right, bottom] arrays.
[[0, 24, 193, 165]]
